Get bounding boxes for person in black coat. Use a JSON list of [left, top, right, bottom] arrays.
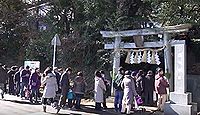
[[7, 66, 18, 95], [53, 67, 61, 94], [144, 70, 154, 106], [100, 70, 110, 109], [0, 64, 8, 98], [135, 70, 145, 96], [14, 66, 23, 96]]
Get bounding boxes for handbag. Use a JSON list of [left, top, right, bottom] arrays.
[[135, 95, 143, 105]]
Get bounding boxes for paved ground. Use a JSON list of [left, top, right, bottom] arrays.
[[0, 94, 163, 115]]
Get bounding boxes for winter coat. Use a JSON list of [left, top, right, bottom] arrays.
[[113, 73, 124, 91], [53, 71, 61, 89], [7, 70, 15, 85], [60, 72, 70, 95], [29, 72, 41, 90], [144, 74, 154, 92], [42, 73, 58, 98], [20, 69, 31, 84], [121, 75, 137, 104], [74, 76, 87, 94], [0, 67, 8, 84], [155, 74, 169, 94], [94, 76, 106, 103], [14, 71, 21, 84], [135, 75, 144, 96]]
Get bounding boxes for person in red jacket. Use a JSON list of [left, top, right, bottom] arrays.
[[155, 68, 169, 111]]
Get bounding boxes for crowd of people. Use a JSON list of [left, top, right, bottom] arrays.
[[0, 64, 169, 114], [1, 65, 41, 103], [107, 67, 170, 114]]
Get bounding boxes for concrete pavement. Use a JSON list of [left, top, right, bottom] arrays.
[[0, 94, 163, 115]]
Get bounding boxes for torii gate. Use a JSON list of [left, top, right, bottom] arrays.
[[100, 24, 197, 115], [100, 24, 191, 91]]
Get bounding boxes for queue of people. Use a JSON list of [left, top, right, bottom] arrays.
[[0, 64, 169, 114], [112, 67, 169, 114]]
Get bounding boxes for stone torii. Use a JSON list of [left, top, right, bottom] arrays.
[[100, 24, 191, 91], [100, 24, 197, 115]]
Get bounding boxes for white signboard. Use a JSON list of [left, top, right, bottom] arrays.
[[24, 61, 40, 71]]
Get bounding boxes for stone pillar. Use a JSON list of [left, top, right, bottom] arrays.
[[113, 36, 121, 75], [174, 44, 186, 93], [163, 32, 173, 91], [164, 42, 197, 115], [111, 36, 121, 95]]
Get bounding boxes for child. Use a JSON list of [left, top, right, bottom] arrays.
[[67, 89, 74, 108]]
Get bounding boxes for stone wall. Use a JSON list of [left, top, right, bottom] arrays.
[[187, 74, 200, 111]]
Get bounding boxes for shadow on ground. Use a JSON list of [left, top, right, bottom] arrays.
[[2, 98, 41, 105], [1, 98, 161, 115]]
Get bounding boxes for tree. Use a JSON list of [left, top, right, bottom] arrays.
[[147, 0, 200, 26], [0, 0, 33, 65]]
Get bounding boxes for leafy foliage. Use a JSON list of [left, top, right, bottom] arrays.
[[1, 0, 200, 76], [146, 0, 200, 25]]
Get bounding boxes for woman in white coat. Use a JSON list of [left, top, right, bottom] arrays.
[[94, 71, 106, 111], [41, 67, 58, 112], [121, 70, 138, 115]]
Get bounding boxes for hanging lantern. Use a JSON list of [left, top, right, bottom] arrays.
[[130, 51, 135, 64], [134, 51, 139, 64], [147, 50, 151, 63], [142, 50, 147, 63], [125, 51, 131, 64], [151, 50, 156, 64]]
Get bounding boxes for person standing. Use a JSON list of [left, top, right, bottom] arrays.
[[41, 67, 58, 112], [113, 67, 124, 112], [100, 70, 110, 109], [29, 68, 41, 103], [53, 67, 61, 94], [14, 66, 23, 96], [144, 70, 154, 106], [57, 67, 72, 112], [7, 66, 17, 95], [94, 71, 106, 111], [0, 64, 8, 98], [155, 68, 169, 111], [135, 70, 144, 97], [121, 71, 138, 115], [20, 66, 31, 98], [73, 72, 87, 109]]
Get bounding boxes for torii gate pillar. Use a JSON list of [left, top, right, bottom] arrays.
[[113, 36, 121, 76], [163, 33, 173, 91]]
